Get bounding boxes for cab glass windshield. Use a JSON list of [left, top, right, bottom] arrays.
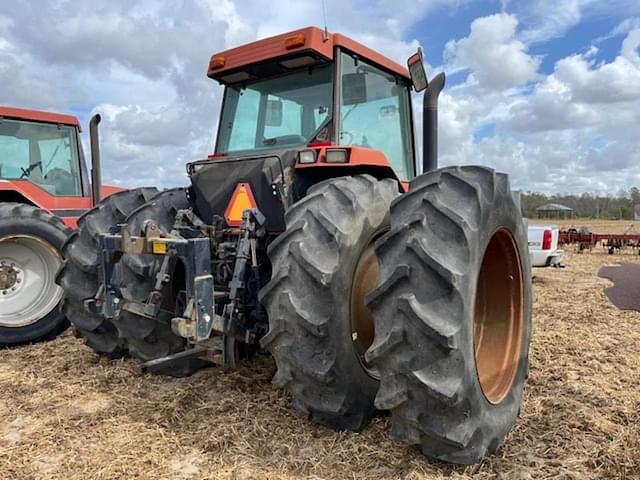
[[217, 64, 333, 153], [0, 118, 82, 196]]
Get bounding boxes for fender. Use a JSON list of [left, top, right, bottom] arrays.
[[294, 146, 409, 192], [0, 179, 123, 228]]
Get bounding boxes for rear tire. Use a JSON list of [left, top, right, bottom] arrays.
[[114, 188, 208, 377], [0, 203, 72, 346], [56, 188, 158, 357], [366, 166, 532, 464], [260, 175, 398, 431]]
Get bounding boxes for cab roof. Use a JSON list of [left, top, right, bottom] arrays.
[[0, 106, 81, 129], [208, 26, 410, 84]]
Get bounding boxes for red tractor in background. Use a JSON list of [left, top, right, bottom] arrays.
[[0, 106, 120, 345]]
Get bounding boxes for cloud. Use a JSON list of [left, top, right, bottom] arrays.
[[518, 0, 584, 44], [444, 13, 540, 90], [0, 0, 436, 189], [505, 28, 640, 133], [1, 2, 639, 197], [595, 16, 640, 43], [0, 0, 248, 189], [554, 32, 640, 104], [438, 27, 640, 194], [513, 0, 640, 44]]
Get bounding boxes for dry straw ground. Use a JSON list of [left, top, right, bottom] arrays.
[[1, 230, 639, 479]]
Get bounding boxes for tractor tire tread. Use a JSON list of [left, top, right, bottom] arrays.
[[56, 188, 158, 357], [260, 174, 398, 431], [365, 166, 532, 464], [114, 188, 208, 377]]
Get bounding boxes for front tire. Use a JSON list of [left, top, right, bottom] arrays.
[[366, 166, 532, 464], [0, 203, 72, 346], [260, 175, 398, 431]]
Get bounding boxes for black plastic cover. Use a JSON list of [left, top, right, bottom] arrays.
[[189, 154, 291, 233]]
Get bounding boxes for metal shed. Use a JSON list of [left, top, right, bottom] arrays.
[[536, 203, 574, 219]]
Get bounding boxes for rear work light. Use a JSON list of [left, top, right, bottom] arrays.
[[542, 229, 552, 250], [298, 150, 316, 164], [325, 148, 349, 163], [225, 183, 257, 227]]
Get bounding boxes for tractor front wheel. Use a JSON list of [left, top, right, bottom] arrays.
[[0, 203, 72, 345], [260, 175, 398, 431]]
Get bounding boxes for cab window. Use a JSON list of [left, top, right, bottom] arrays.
[[218, 64, 333, 153], [0, 118, 82, 196], [340, 52, 414, 180]]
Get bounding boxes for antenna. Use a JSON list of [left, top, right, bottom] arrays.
[[321, 0, 329, 41]]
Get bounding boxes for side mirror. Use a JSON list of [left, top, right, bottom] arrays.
[[265, 99, 283, 127], [407, 48, 428, 92], [342, 72, 368, 105]]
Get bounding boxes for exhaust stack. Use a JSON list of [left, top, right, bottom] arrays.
[[89, 114, 102, 206], [422, 72, 446, 174]]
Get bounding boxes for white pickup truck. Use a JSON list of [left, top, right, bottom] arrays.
[[527, 225, 564, 267]]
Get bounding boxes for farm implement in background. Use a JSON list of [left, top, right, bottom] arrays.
[[559, 226, 640, 254], [56, 27, 533, 464], [0, 107, 122, 345]]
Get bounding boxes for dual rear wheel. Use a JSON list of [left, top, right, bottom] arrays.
[[262, 168, 531, 464], [56, 187, 202, 376]]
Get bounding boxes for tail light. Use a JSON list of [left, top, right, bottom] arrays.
[[542, 229, 552, 250]]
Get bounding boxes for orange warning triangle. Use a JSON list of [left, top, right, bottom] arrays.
[[224, 183, 257, 226]]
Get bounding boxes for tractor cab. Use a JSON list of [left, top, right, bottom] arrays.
[[0, 108, 88, 198], [0, 107, 121, 228], [207, 27, 419, 182]]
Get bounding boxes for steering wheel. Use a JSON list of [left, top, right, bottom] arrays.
[[20, 161, 42, 179]]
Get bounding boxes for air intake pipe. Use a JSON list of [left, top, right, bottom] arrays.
[[422, 72, 446, 174], [89, 114, 102, 206]]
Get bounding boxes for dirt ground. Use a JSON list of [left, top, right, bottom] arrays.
[[1, 245, 639, 478]]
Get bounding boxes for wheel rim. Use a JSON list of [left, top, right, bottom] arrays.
[[474, 228, 525, 405], [350, 243, 380, 379], [0, 235, 63, 327]]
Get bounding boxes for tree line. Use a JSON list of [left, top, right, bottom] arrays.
[[520, 188, 640, 219]]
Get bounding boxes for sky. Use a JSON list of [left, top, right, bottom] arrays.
[[1, 0, 639, 195]]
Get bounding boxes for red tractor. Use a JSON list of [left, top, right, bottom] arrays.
[[0, 106, 120, 345], [58, 27, 532, 464]]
